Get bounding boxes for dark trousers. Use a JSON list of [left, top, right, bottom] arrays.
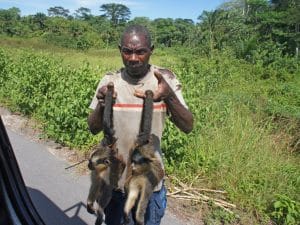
[[104, 185, 167, 225]]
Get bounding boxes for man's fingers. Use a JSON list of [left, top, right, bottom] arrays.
[[97, 83, 117, 100], [134, 89, 146, 98], [154, 70, 162, 82], [135, 89, 161, 102], [96, 92, 105, 100], [107, 81, 114, 89], [152, 91, 162, 102]]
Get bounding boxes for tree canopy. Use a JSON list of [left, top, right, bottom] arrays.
[[100, 3, 131, 26], [0, 1, 298, 56]]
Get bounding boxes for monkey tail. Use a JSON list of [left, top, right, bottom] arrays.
[[137, 90, 153, 146], [103, 82, 115, 146]]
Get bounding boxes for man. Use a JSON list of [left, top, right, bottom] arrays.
[[88, 24, 193, 225]]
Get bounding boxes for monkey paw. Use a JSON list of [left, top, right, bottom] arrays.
[[95, 215, 103, 225], [122, 215, 130, 225], [135, 220, 144, 225], [86, 203, 95, 215]]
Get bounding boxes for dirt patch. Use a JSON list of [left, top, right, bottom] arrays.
[[167, 197, 205, 225]]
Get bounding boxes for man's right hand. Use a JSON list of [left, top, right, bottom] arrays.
[[96, 82, 117, 106]]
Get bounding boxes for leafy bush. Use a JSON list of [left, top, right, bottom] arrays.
[[0, 48, 103, 148], [42, 32, 92, 50], [269, 195, 300, 225]]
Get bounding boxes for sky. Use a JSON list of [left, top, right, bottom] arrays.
[[0, 0, 227, 22]]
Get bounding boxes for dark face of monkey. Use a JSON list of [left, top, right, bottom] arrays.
[[88, 146, 112, 171], [131, 148, 151, 174]]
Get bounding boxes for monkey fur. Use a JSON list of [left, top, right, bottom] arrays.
[[123, 90, 164, 225], [87, 82, 125, 225]]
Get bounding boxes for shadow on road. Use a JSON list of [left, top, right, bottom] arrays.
[[27, 187, 93, 225]]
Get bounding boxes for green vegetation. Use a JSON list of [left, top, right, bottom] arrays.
[[0, 0, 299, 224]]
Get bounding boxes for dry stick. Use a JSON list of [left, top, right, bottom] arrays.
[[173, 194, 235, 214], [168, 175, 227, 194], [168, 190, 235, 209], [65, 159, 87, 170], [168, 187, 227, 195], [167, 175, 235, 213], [189, 173, 202, 187]]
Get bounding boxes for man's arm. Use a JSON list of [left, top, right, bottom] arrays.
[[88, 102, 104, 135], [164, 92, 193, 134]]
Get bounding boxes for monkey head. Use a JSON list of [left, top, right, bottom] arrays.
[[130, 146, 154, 175], [88, 145, 114, 172]]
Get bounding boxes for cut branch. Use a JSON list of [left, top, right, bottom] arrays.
[[167, 175, 236, 214]]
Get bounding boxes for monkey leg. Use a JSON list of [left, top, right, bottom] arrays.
[[93, 185, 113, 225], [135, 184, 152, 225], [87, 173, 101, 214], [94, 197, 107, 225], [124, 181, 140, 224]]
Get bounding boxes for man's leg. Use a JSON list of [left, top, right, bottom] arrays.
[[144, 185, 167, 225]]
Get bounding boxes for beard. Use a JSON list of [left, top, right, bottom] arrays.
[[126, 63, 149, 77]]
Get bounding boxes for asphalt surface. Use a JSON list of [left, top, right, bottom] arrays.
[[6, 128, 186, 225]]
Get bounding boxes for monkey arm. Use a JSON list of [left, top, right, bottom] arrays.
[[164, 92, 194, 134], [88, 102, 104, 135]]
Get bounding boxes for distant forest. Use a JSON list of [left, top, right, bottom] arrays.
[[0, 0, 299, 60]]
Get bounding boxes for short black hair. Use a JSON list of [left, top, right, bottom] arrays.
[[120, 24, 152, 47]]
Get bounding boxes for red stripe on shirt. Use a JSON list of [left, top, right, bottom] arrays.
[[113, 103, 166, 109]]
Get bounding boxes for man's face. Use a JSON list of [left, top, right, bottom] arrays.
[[119, 32, 153, 78]]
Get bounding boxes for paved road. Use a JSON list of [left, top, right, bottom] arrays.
[[6, 128, 186, 225]]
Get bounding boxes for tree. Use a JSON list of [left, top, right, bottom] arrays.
[[197, 10, 222, 55], [33, 12, 47, 30], [75, 7, 92, 20], [173, 18, 194, 46], [0, 7, 21, 36], [269, 0, 300, 55], [0, 7, 20, 21], [271, 0, 291, 9], [129, 17, 151, 27], [152, 18, 176, 47], [244, 0, 269, 24], [100, 3, 131, 26], [48, 6, 70, 18]]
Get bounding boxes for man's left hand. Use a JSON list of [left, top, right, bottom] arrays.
[[134, 70, 172, 101]]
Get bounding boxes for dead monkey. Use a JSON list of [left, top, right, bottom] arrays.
[[124, 90, 165, 225], [87, 82, 125, 225]]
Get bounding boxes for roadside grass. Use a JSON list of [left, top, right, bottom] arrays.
[[161, 53, 300, 224], [163, 96, 300, 223]]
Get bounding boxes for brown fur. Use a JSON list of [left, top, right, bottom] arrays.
[[87, 82, 125, 225], [124, 138, 164, 225], [87, 143, 125, 224], [123, 90, 164, 225]]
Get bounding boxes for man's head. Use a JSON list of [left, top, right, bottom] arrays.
[[119, 25, 154, 78]]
